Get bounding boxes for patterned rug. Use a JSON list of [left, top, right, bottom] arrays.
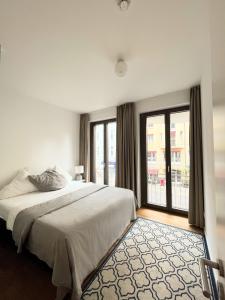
[[82, 218, 215, 300]]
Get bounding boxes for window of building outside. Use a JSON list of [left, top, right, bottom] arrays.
[[171, 151, 181, 162], [147, 134, 154, 144], [170, 131, 176, 147], [148, 151, 157, 161]]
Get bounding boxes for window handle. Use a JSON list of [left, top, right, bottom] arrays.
[[167, 165, 170, 173], [199, 258, 224, 298]]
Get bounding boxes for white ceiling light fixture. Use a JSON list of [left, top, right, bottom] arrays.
[[115, 59, 127, 77], [118, 0, 131, 11]]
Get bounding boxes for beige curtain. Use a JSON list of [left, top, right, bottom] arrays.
[[189, 85, 205, 228], [116, 103, 137, 196], [79, 114, 89, 181]]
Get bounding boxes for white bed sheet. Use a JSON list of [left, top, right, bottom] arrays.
[[0, 181, 92, 231]]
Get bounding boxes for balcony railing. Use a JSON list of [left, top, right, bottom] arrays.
[[147, 174, 189, 211]]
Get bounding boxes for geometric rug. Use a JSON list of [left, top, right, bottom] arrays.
[[82, 218, 215, 300]]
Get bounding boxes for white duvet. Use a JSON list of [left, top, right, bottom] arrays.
[[0, 181, 92, 230]]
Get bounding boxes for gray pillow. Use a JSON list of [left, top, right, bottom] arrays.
[[28, 169, 67, 192]]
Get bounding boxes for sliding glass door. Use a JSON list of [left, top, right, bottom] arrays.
[[90, 119, 116, 186], [140, 106, 190, 214]]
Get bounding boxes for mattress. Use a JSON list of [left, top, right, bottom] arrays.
[[0, 181, 92, 230]]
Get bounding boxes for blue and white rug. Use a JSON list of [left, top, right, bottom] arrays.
[[82, 218, 215, 300]]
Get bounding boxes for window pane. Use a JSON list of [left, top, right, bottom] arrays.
[[94, 124, 104, 184], [107, 122, 116, 186], [170, 111, 190, 211], [146, 115, 166, 207]]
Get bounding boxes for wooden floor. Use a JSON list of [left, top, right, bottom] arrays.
[[137, 208, 203, 234], [0, 208, 203, 300], [0, 219, 56, 300]]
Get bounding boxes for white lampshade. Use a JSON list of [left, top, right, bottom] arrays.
[[115, 59, 127, 77], [74, 165, 84, 174], [120, 0, 129, 11]]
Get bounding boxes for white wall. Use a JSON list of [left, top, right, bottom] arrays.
[[199, 1, 217, 262], [89, 88, 189, 204], [90, 107, 116, 122], [0, 86, 79, 188]]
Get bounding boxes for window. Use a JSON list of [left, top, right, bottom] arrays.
[[148, 151, 157, 162], [148, 123, 154, 128], [90, 119, 116, 186], [147, 134, 154, 144], [171, 151, 181, 162], [170, 131, 176, 147]]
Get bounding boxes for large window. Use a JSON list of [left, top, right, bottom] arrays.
[[140, 106, 190, 214], [90, 119, 116, 186]]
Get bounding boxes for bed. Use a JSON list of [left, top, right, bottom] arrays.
[[0, 181, 136, 300]]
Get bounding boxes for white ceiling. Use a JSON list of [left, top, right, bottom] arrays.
[[0, 0, 209, 113]]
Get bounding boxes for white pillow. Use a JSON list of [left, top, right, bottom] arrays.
[[0, 169, 38, 200], [53, 166, 73, 183]]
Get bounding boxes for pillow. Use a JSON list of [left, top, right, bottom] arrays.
[[0, 169, 38, 200], [53, 166, 73, 183], [28, 169, 67, 192]]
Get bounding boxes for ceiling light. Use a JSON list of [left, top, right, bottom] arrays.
[[115, 59, 127, 77], [118, 0, 130, 11]]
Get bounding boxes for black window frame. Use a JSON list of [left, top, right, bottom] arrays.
[[140, 105, 189, 216]]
